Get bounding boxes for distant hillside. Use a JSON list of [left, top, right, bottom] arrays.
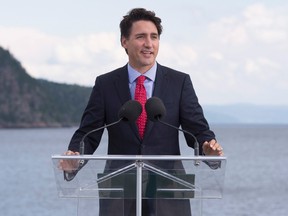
[[203, 104, 288, 124], [1, 46, 287, 128], [0, 46, 92, 128]]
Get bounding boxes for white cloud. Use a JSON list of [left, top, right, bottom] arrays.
[[209, 17, 249, 45], [0, 2, 287, 105], [209, 52, 224, 61], [243, 3, 274, 27], [195, 3, 288, 104], [158, 43, 198, 68], [243, 4, 288, 44], [0, 26, 126, 85], [209, 3, 288, 45], [54, 33, 120, 65]]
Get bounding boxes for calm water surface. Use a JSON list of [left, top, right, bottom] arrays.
[[0, 125, 287, 216]]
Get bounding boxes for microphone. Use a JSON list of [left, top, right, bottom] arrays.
[[79, 100, 142, 155], [63, 100, 142, 181], [145, 97, 200, 164]]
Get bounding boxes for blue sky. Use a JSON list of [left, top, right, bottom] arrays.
[[0, 0, 287, 105]]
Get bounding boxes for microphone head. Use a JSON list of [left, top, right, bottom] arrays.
[[145, 97, 166, 122], [118, 100, 142, 122]]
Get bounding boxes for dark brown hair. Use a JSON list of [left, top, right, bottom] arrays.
[[120, 8, 163, 39]]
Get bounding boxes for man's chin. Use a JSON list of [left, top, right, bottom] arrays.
[[141, 59, 155, 66]]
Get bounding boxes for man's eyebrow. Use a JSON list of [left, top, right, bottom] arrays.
[[135, 32, 159, 36], [135, 33, 146, 36]]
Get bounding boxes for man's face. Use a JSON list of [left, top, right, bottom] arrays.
[[121, 20, 159, 73]]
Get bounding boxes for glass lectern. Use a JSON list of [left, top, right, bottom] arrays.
[[52, 155, 226, 216]]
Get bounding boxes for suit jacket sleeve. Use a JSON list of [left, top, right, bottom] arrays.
[[67, 76, 106, 154], [179, 74, 215, 154]]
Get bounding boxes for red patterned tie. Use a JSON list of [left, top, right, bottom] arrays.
[[135, 75, 147, 139]]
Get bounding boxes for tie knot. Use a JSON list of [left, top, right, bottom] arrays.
[[137, 75, 146, 85]]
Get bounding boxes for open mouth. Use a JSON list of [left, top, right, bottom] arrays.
[[142, 51, 153, 56]]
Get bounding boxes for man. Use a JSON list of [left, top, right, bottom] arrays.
[[60, 8, 223, 216]]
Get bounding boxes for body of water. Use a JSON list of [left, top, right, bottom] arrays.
[[0, 124, 287, 216]]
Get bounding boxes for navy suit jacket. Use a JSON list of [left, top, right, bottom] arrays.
[[68, 63, 215, 157], [67, 63, 216, 215]]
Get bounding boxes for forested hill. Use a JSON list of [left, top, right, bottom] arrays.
[[0, 46, 92, 128], [1, 47, 287, 128]]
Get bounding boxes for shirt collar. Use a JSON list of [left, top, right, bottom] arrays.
[[128, 63, 157, 83]]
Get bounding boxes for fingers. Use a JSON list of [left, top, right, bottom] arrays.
[[203, 139, 224, 156], [202, 141, 210, 153], [64, 150, 80, 156], [58, 150, 80, 172], [209, 140, 223, 152]]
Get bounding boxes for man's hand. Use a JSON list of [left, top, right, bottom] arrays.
[[58, 150, 81, 173], [202, 139, 224, 156]]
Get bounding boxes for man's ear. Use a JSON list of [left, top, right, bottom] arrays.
[[121, 36, 129, 54], [121, 36, 127, 49]]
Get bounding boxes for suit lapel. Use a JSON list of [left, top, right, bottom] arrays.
[[143, 64, 169, 141], [153, 64, 168, 98], [114, 64, 169, 143], [114, 65, 131, 103], [113, 65, 141, 141]]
